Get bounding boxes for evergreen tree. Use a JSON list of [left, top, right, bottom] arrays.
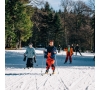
[[53, 13, 62, 46], [5, 0, 33, 48], [31, 2, 62, 47]]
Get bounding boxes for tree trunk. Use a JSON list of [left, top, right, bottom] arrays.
[[19, 40, 21, 48], [64, 28, 67, 46], [16, 42, 19, 49]]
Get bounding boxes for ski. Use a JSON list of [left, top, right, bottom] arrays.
[[24, 67, 33, 69], [41, 73, 55, 76], [41, 73, 49, 76]]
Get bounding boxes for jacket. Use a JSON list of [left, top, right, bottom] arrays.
[[64, 48, 73, 56], [44, 46, 57, 60], [24, 47, 36, 58]]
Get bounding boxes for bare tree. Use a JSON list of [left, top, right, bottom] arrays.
[[61, 0, 74, 12], [73, 1, 92, 16], [89, 0, 95, 10], [88, 0, 95, 15]]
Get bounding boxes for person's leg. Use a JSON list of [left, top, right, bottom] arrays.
[[64, 53, 69, 63], [45, 60, 50, 73], [51, 64, 55, 74], [29, 58, 33, 68], [78, 50, 82, 56], [26, 58, 30, 68], [69, 55, 72, 63], [51, 60, 55, 73]]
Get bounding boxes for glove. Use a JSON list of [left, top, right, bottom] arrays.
[[23, 56, 26, 61], [24, 53, 26, 57]]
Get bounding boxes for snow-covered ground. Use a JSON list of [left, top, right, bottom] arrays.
[[5, 48, 95, 90]]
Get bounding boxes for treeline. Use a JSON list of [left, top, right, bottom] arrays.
[[5, 0, 95, 52]]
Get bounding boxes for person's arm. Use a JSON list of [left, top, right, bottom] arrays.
[[44, 48, 48, 58], [53, 47, 57, 54], [71, 48, 73, 56], [64, 48, 67, 51], [32, 48, 36, 63], [33, 48, 36, 57], [23, 48, 28, 61], [44, 47, 47, 53], [34, 48, 36, 55], [24, 48, 28, 56]]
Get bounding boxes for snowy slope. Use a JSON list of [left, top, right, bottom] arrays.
[[5, 48, 95, 90]]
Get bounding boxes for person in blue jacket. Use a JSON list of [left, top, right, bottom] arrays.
[[44, 40, 57, 74], [24, 43, 36, 68]]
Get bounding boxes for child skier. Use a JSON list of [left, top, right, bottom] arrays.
[[64, 45, 73, 64], [24, 43, 36, 68], [44, 40, 57, 74]]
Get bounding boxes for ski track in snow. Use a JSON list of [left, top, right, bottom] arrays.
[[5, 67, 94, 90], [5, 49, 95, 90]]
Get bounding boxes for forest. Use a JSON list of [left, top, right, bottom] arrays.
[[5, 0, 95, 52]]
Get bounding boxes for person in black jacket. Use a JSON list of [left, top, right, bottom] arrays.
[[75, 44, 82, 56], [44, 40, 57, 74], [57, 44, 61, 53]]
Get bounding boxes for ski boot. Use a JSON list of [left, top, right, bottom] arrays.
[[52, 70, 55, 74], [45, 70, 49, 74]]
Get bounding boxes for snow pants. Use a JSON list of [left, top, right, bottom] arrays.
[[65, 52, 72, 63], [46, 53, 55, 72], [46, 53, 55, 71], [26, 58, 33, 68]]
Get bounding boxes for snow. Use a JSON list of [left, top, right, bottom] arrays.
[[5, 48, 95, 90]]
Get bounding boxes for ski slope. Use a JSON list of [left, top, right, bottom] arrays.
[[5, 48, 95, 90]]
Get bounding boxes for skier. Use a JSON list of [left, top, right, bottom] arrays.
[[64, 45, 73, 64], [75, 44, 82, 56], [44, 40, 57, 74], [57, 44, 61, 53], [24, 43, 36, 68], [71, 44, 75, 52]]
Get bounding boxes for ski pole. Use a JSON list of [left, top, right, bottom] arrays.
[[33, 56, 38, 90], [55, 55, 59, 74], [41, 50, 45, 75]]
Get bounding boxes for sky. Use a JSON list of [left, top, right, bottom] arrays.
[[44, 0, 90, 11]]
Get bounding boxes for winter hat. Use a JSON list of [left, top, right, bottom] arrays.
[[29, 43, 33, 45], [68, 45, 70, 47], [49, 40, 54, 43]]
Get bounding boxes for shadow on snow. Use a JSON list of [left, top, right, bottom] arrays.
[[5, 51, 95, 69]]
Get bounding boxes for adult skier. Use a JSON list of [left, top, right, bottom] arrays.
[[75, 44, 82, 56], [44, 40, 57, 74], [24, 43, 36, 68], [57, 44, 61, 53], [64, 45, 73, 64]]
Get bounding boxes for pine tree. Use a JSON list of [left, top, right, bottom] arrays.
[[5, 0, 33, 48]]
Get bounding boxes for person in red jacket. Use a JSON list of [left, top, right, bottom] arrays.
[[64, 45, 73, 64], [44, 40, 57, 74]]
